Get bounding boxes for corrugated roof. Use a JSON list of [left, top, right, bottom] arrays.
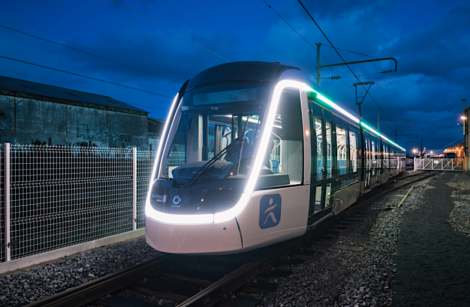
[[0, 75, 147, 114]]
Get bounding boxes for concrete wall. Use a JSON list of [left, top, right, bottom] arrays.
[[0, 95, 149, 149]]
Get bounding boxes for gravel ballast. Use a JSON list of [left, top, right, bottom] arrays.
[[2, 172, 469, 307], [0, 238, 159, 307], [393, 172, 470, 306], [240, 174, 442, 307]]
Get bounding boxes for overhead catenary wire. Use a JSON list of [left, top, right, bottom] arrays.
[[0, 69, 170, 112], [0, 25, 181, 84], [261, 1, 377, 59], [0, 55, 172, 98], [261, 0, 353, 93], [297, 0, 412, 145], [438, 136, 464, 152], [110, 0, 231, 63]]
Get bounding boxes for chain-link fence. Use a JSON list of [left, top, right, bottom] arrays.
[[2, 144, 155, 261]]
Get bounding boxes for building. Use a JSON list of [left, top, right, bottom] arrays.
[[148, 117, 165, 151], [0, 76, 149, 149], [444, 141, 466, 158]]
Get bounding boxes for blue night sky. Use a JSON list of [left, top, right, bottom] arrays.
[[1, 0, 469, 154]]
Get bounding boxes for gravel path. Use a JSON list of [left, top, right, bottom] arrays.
[[393, 172, 470, 306], [2, 172, 468, 307], [447, 173, 470, 238], [0, 238, 159, 307], [238, 175, 441, 307]]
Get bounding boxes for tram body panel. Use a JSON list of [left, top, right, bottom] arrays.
[[144, 61, 407, 255], [380, 171, 390, 184], [331, 182, 361, 215], [145, 216, 242, 255], [236, 185, 310, 252]]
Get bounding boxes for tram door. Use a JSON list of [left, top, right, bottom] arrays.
[[308, 100, 336, 225], [364, 133, 371, 190]]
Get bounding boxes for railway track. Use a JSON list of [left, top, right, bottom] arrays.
[[25, 171, 436, 307]]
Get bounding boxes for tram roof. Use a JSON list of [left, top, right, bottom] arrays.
[[186, 61, 300, 91]]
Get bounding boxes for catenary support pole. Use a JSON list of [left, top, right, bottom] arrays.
[[132, 148, 137, 231], [316, 43, 321, 86], [5, 143, 10, 261]]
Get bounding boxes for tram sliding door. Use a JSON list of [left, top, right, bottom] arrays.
[[308, 101, 336, 225]]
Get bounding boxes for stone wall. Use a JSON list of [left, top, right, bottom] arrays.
[[0, 95, 148, 149]]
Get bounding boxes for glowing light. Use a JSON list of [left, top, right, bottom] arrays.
[[145, 94, 183, 222], [146, 79, 407, 226], [312, 92, 360, 124], [461, 116, 467, 120]]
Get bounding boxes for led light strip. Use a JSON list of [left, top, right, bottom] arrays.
[[145, 93, 217, 225], [146, 79, 405, 226]]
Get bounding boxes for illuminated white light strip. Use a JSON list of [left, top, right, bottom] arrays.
[[313, 92, 360, 124], [146, 79, 406, 225], [145, 93, 209, 224], [214, 80, 311, 223]]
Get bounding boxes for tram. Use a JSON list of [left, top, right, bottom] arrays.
[[145, 61, 406, 255]]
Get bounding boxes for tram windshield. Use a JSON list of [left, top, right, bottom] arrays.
[[150, 82, 272, 215]]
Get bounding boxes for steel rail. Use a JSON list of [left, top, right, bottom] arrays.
[[24, 172, 436, 307], [24, 254, 170, 307], [357, 172, 436, 208]]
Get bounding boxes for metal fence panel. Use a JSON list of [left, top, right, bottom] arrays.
[[136, 150, 155, 229], [7, 145, 155, 260], [414, 158, 464, 171], [0, 143, 4, 262]]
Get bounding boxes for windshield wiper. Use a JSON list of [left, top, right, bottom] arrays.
[[185, 137, 245, 188]]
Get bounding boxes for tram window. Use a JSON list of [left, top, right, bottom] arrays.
[[315, 185, 322, 212], [370, 134, 377, 173], [260, 89, 303, 189], [383, 144, 389, 169], [349, 125, 359, 173], [324, 110, 334, 179], [311, 105, 323, 181], [365, 133, 371, 170], [335, 119, 348, 175], [325, 183, 332, 208]]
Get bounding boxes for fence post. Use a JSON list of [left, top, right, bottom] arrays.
[[5, 143, 10, 262], [132, 148, 137, 231]]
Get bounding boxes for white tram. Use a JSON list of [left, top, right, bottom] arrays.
[[145, 61, 406, 255]]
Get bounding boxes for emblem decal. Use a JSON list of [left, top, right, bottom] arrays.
[[259, 194, 281, 229], [173, 195, 181, 206]]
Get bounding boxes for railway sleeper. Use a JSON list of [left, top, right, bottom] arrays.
[[99, 295, 168, 307], [219, 297, 260, 307], [241, 281, 279, 294]]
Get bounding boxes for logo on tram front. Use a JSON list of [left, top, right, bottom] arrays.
[[172, 195, 181, 207], [259, 194, 281, 229]]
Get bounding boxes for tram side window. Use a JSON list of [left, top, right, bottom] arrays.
[[349, 125, 359, 173], [311, 103, 324, 181], [260, 89, 303, 189], [383, 144, 389, 169], [335, 117, 348, 175]]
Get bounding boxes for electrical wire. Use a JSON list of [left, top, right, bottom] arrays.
[[261, 1, 377, 59], [297, 0, 412, 145], [321, 72, 384, 80], [438, 136, 464, 152], [321, 44, 378, 59], [0, 55, 172, 98], [110, 0, 231, 63], [0, 25, 181, 84], [0, 69, 170, 112], [261, 0, 353, 93]]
